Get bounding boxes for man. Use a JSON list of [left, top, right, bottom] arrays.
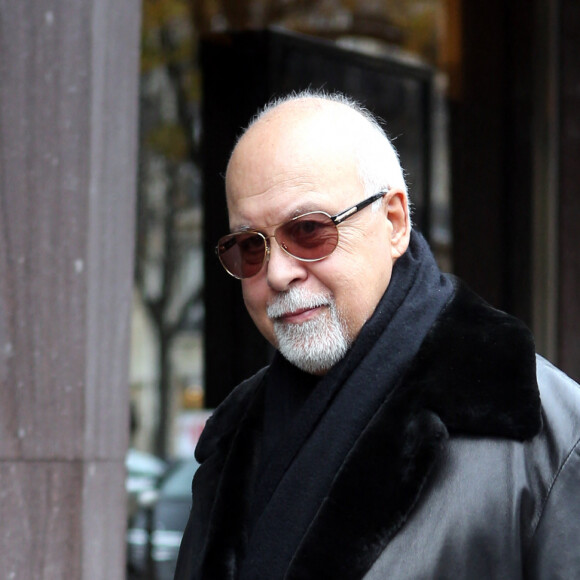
[[175, 91, 580, 579]]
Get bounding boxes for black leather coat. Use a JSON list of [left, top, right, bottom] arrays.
[[363, 356, 580, 579], [175, 282, 580, 579]]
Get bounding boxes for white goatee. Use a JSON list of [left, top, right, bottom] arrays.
[[267, 287, 350, 374]]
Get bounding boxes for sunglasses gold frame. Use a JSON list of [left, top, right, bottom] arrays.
[[216, 190, 389, 279]]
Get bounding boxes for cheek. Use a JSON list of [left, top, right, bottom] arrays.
[[241, 280, 266, 321], [320, 257, 393, 334], [241, 280, 276, 342]]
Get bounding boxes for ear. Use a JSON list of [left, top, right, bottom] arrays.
[[384, 190, 411, 259]]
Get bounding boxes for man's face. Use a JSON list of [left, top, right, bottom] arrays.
[[224, 104, 409, 373]]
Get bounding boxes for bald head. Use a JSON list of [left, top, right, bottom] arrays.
[[226, 92, 408, 211]]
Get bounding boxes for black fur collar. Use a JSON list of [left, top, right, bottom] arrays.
[[192, 279, 541, 580], [406, 276, 541, 439]]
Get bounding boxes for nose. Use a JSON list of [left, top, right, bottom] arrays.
[[265, 238, 308, 291]]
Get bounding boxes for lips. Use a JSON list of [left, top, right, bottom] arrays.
[[277, 305, 326, 324], [266, 288, 332, 323]]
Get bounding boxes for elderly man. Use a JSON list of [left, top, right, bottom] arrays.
[[174, 92, 580, 579]]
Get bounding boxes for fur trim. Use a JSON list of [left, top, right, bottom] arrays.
[[408, 277, 541, 440], [195, 366, 269, 463]]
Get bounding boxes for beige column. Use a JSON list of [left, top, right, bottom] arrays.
[[0, 0, 141, 578]]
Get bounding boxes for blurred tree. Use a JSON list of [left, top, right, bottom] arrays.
[[136, 0, 203, 458]]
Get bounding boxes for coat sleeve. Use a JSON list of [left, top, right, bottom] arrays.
[[525, 422, 580, 578]]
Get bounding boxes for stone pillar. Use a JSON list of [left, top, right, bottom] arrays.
[[0, 1, 141, 578]]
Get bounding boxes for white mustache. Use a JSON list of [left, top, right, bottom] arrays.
[[267, 288, 331, 320]]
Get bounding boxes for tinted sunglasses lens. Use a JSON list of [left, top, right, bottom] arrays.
[[217, 232, 266, 278], [277, 213, 338, 260]]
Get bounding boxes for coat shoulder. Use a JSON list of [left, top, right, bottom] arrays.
[[524, 356, 580, 575], [532, 355, 580, 519], [194, 366, 269, 462]]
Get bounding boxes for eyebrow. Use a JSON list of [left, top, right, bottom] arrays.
[[229, 204, 325, 234], [230, 224, 257, 234]]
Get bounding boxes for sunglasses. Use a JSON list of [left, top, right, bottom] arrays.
[[216, 190, 388, 279]]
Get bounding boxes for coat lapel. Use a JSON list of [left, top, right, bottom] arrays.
[[188, 371, 267, 580], [286, 385, 449, 579]]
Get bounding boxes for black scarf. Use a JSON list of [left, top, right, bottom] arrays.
[[238, 231, 454, 579]]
